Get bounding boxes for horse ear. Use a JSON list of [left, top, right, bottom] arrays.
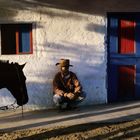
[[20, 63, 26, 69]]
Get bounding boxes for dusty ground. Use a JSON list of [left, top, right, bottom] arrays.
[[1, 101, 140, 140], [0, 119, 140, 140]]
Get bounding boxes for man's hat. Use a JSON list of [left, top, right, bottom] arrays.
[[56, 59, 73, 67]]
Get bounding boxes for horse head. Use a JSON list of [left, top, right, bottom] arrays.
[[7, 63, 29, 106]]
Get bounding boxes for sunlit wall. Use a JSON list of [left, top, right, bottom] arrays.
[[0, 0, 139, 109]]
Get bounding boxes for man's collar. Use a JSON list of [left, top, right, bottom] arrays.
[[61, 72, 70, 79]]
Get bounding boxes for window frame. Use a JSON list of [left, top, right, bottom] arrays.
[[0, 23, 33, 55]]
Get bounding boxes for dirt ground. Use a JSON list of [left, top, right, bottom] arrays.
[[0, 119, 140, 140]]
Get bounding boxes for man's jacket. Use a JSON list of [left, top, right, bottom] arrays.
[[53, 71, 82, 96]]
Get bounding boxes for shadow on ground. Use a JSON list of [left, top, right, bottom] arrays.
[[16, 120, 140, 139], [0, 101, 140, 139]]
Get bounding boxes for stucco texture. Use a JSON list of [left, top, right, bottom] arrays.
[[0, 0, 139, 109]]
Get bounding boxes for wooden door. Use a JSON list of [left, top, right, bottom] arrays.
[[107, 13, 140, 102]]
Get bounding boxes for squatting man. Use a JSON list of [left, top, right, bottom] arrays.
[[53, 59, 86, 110]]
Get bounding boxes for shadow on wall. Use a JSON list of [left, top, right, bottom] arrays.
[[35, 41, 106, 80], [0, 37, 106, 107], [0, 1, 139, 108], [0, 89, 16, 106], [1, 0, 140, 21], [28, 41, 106, 106], [1, 0, 138, 41], [86, 23, 106, 34], [26, 81, 54, 108], [13, 0, 140, 15]]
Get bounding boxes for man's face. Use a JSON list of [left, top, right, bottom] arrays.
[[60, 66, 69, 75]]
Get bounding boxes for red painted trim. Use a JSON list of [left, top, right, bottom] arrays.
[[15, 26, 19, 54]]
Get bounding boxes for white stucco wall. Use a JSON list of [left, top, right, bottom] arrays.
[[1, 0, 138, 110]]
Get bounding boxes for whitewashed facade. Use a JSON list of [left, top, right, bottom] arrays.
[[0, 0, 139, 110]]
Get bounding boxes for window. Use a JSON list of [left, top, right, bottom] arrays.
[[1, 23, 33, 54]]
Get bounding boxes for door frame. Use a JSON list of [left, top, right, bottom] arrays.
[[107, 12, 140, 103]]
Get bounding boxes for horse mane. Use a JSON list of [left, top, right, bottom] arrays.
[[0, 60, 19, 69], [0, 60, 17, 65], [0, 60, 9, 64]]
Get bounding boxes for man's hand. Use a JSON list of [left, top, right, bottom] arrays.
[[67, 92, 75, 100], [57, 92, 64, 96]]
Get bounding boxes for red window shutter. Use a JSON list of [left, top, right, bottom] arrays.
[[119, 20, 135, 54]]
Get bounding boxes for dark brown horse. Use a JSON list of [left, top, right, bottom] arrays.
[[0, 60, 28, 106]]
